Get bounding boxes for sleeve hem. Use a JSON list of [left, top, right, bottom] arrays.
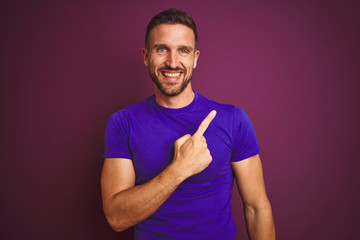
[[230, 150, 260, 162]]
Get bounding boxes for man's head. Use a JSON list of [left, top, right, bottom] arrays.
[[145, 8, 198, 50], [142, 9, 200, 97]]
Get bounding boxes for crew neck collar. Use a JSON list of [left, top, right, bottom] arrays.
[[151, 92, 199, 114]]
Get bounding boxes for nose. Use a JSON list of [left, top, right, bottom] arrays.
[[166, 51, 179, 69]]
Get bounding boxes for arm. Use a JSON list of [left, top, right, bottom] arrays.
[[231, 154, 275, 240], [101, 110, 217, 232], [101, 157, 187, 232]]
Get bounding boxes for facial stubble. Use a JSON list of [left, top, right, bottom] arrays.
[[149, 67, 194, 97]]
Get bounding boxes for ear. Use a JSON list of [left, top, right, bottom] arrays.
[[193, 50, 200, 68], [141, 48, 149, 67]]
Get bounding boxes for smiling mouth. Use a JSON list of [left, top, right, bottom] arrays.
[[162, 72, 181, 77]]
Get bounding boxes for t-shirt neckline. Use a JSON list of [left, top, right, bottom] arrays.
[[151, 92, 199, 114]]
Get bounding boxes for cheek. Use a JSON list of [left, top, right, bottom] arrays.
[[150, 58, 165, 69], [149, 61, 162, 77], [184, 60, 195, 73]]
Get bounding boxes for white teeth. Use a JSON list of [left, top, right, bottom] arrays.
[[163, 72, 181, 77]]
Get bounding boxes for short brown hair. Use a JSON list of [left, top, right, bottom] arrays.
[[145, 8, 198, 50]]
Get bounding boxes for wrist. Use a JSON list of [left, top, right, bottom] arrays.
[[166, 161, 189, 183]]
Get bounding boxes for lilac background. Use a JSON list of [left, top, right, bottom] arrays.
[[1, 0, 359, 239]]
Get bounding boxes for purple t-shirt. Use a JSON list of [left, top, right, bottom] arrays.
[[103, 92, 260, 240]]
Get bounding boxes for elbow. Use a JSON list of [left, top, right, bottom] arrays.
[[103, 202, 130, 232], [107, 219, 128, 232], [111, 226, 127, 233], [105, 214, 131, 232], [109, 223, 125, 233], [244, 197, 273, 215]]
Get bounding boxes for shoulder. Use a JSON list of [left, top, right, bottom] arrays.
[[196, 94, 255, 136], [108, 96, 154, 122]]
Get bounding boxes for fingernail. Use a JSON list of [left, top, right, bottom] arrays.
[[211, 110, 217, 116]]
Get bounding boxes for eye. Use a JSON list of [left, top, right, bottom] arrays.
[[179, 49, 190, 54], [157, 48, 167, 53]]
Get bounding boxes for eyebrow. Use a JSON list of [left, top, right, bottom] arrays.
[[152, 44, 194, 52]]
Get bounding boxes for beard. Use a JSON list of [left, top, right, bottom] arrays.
[[149, 67, 193, 97]]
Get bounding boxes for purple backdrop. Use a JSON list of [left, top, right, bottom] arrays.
[[1, 0, 359, 239]]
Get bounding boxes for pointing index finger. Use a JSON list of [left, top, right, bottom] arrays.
[[194, 110, 217, 138]]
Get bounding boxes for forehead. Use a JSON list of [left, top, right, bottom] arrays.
[[149, 23, 195, 48]]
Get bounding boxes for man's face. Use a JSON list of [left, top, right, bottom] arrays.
[[142, 24, 200, 97]]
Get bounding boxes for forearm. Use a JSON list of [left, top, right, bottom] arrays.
[[244, 201, 276, 240], [103, 163, 186, 232]]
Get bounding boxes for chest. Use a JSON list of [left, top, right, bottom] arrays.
[[128, 116, 234, 185]]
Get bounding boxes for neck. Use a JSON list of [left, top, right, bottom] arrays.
[[154, 84, 195, 109]]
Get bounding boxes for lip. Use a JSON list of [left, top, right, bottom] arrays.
[[161, 71, 183, 81]]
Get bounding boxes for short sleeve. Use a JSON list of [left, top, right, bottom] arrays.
[[230, 107, 260, 162], [103, 111, 132, 159]]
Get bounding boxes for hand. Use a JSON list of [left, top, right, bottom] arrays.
[[172, 110, 217, 178]]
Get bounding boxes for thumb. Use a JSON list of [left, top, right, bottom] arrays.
[[175, 134, 191, 148]]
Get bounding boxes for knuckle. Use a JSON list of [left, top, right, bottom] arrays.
[[177, 134, 190, 142], [201, 122, 208, 129]]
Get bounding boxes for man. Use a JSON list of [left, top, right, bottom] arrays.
[[101, 8, 275, 240]]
